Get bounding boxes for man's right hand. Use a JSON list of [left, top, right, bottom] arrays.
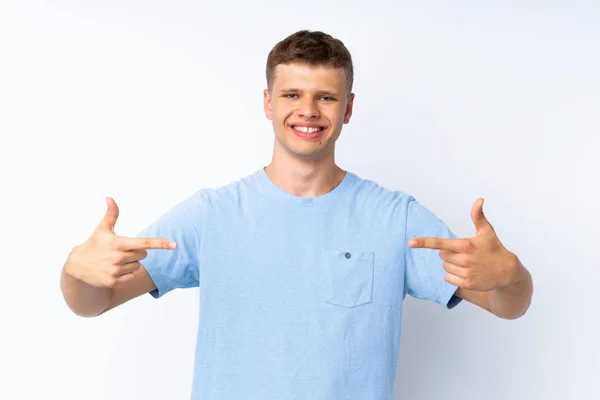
[[65, 197, 177, 289]]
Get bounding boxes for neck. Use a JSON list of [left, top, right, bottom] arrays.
[[264, 151, 346, 198]]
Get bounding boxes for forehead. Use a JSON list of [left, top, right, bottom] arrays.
[[272, 63, 346, 93]]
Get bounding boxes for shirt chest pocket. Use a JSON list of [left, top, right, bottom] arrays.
[[322, 248, 374, 308]]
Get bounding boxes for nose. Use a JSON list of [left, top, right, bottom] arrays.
[[298, 98, 320, 119]]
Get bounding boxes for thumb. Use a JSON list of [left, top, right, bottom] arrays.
[[471, 197, 493, 235], [97, 197, 119, 233]]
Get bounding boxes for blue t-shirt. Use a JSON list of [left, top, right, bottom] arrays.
[[135, 168, 462, 399]]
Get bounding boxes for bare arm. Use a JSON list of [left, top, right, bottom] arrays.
[[100, 265, 157, 315], [456, 257, 533, 320], [409, 198, 533, 320], [60, 251, 157, 317], [60, 257, 111, 317], [60, 197, 175, 317]]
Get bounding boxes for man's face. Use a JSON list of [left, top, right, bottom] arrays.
[[264, 63, 354, 162]]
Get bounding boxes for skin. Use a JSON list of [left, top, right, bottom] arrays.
[[262, 63, 354, 198], [410, 197, 533, 319], [263, 62, 532, 319], [61, 61, 532, 320]]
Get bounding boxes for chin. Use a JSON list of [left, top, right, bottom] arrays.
[[288, 144, 333, 161], [274, 127, 337, 159]]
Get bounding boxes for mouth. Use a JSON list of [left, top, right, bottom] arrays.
[[290, 125, 326, 139]]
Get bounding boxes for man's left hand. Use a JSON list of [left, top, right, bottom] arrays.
[[409, 198, 521, 292]]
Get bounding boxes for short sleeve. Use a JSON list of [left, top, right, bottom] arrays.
[[404, 196, 462, 309], [135, 192, 204, 299]]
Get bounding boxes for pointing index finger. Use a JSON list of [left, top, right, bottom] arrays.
[[118, 236, 177, 251], [409, 237, 463, 252]]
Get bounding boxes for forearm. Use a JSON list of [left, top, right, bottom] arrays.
[[487, 257, 533, 320], [60, 254, 112, 318]]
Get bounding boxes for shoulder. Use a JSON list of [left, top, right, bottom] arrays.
[[349, 171, 416, 212], [349, 172, 455, 238], [192, 169, 260, 210]]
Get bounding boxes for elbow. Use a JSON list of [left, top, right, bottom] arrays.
[[63, 300, 106, 318], [494, 295, 533, 320]]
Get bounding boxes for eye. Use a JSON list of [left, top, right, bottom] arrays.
[[284, 94, 299, 99], [320, 96, 335, 102]]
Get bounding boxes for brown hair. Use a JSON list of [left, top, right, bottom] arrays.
[[266, 30, 354, 97]]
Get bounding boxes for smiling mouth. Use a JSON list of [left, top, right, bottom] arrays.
[[291, 125, 325, 134]]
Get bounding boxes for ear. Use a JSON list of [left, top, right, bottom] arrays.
[[263, 89, 273, 120], [343, 93, 355, 124]]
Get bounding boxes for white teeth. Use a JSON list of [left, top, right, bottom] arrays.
[[293, 126, 323, 133]]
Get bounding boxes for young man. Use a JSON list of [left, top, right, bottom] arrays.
[[61, 30, 533, 399]]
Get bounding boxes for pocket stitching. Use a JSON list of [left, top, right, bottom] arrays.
[[323, 248, 374, 308]]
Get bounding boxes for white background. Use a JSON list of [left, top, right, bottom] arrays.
[[1, 1, 598, 399]]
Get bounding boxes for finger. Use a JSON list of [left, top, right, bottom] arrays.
[[117, 236, 177, 251], [97, 197, 119, 232], [113, 272, 136, 286], [442, 261, 468, 278], [439, 250, 471, 268], [444, 273, 464, 288], [118, 249, 148, 264], [409, 237, 468, 252], [109, 262, 142, 286], [470, 197, 494, 235], [115, 261, 142, 275]]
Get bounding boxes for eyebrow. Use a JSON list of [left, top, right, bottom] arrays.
[[279, 88, 340, 97]]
